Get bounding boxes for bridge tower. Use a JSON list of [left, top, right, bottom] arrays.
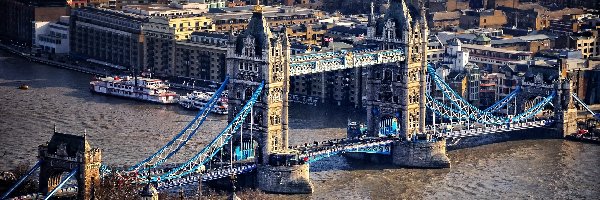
[[553, 57, 578, 137], [38, 131, 101, 200], [365, 0, 428, 140], [226, 3, 312, 193]]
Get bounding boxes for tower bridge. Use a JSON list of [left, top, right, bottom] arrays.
[[1, 0, 588, 199]]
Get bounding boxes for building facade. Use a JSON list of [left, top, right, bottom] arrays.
[[174, 32, 228, 82], [35, 16, 70, 55], [210, 6, 323, 32], [70, 7, 148, 71], [459, 9, 507, 29], [144, 15, 214, 76], [0, 0, 69, 46]]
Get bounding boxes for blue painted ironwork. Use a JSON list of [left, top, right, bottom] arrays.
[[235, 142, 255, 161], [44, 167, 78, 200], [572, 93, 599, 120], [482, 86, 521, 113], [299, 139, 394, 163], [289, 49, 405, 76], [152, 81, 265, 182], [128, 77, 230, 172], [1, 160, 42, 200], [426, 93, 468, 120], [427, 64, 555, 124], [156, 164, 257, 191]]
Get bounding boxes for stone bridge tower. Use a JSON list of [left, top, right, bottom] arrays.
[[553, 57, 578, 137], [38, 131, 101, 200], [365, 0, 428, 140], [226, 3, 312, 194]]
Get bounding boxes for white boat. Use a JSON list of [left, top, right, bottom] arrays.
[[179, 91, 228, 115], [90, 76, 178, 104]]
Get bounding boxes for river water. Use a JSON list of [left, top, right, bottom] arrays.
[[1, 50, 598, 199]]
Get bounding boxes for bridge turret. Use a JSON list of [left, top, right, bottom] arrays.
[[227, 1, 312, 193], [365, 0, 427, 141], [553, 56, 578, 137]]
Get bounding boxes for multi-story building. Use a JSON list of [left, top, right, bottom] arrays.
[[446, 0, 470, 11], [144, 15, 214, 76], [173, 0, 226, 8], [568, 30, 599, 59], [0, 0, 69, 47], [432, 38, 480, 106], [430, 11, 461, 32], [35, 16, 70, 55], [70, 7, 149, 71], [174, 32, 228, 82], [209, 6, 323, 32], [273, 24, 328, 46], [459, 9, 507, 29], [479, 72, 515, 109], [462, 43, 532, 71], [491, 34, 552, 53], [122, 3, 209, 16]]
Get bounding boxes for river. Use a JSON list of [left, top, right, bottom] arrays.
[[0, 50, 598, 199]]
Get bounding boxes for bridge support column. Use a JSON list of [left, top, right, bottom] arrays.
[[392, 139, 450, 168], [256, 163, 313, 194], [555, 108, 578, 138]]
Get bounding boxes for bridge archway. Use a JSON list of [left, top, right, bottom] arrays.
[[517, 84, 553, 113], [38, 131, 101, 199], [378, 115, 399, 136]]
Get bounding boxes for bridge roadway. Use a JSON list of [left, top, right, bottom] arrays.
[[145, 120, 554, 191], [155, 137, 398, 191], [442, 120, 551, 139], [289, 48, 406, 76]]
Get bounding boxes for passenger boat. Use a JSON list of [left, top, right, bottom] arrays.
[[179, 91, 228, 114], [90, 76, 178, 104]]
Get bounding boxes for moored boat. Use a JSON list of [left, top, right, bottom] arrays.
[[178, 91, 228, 114], [90, 76, 178, 104]]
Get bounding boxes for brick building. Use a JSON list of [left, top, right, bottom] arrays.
[[0, 0, 69, 46], [459, 9, 508, 29], [209, 6, 323, 32], [174, 32, 228, 82]]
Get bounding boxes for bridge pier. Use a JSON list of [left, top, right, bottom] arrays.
[[391, 139, 450, 168], [256, 163, 313, 194]]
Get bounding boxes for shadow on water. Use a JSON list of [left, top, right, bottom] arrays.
[[288, 103, 366, 130]]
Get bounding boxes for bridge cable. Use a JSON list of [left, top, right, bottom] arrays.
[[0, 160, 42, 200], [128, 77, 230, 172], [151, 81, 265, 182], [44, 167, 79, 200]]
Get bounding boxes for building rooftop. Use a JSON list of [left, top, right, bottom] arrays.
[[208, 5, 318, 21], [432, 11, 461, 21], [328, 26, 367, 35], [463, 44, 531, 55], [191, 31, 229, 39], [491, 34, 550, 45]]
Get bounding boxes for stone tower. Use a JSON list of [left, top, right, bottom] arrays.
[[226, 3, 312, 194], [226, 3, 291, 165], [365, 0, 428, 140], [553, 56, 578, 137], [38, 131, 101, 200]]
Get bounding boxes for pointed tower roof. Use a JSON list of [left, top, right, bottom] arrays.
[[234, 0, 272, 57], [373, 0, 413, 39]]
